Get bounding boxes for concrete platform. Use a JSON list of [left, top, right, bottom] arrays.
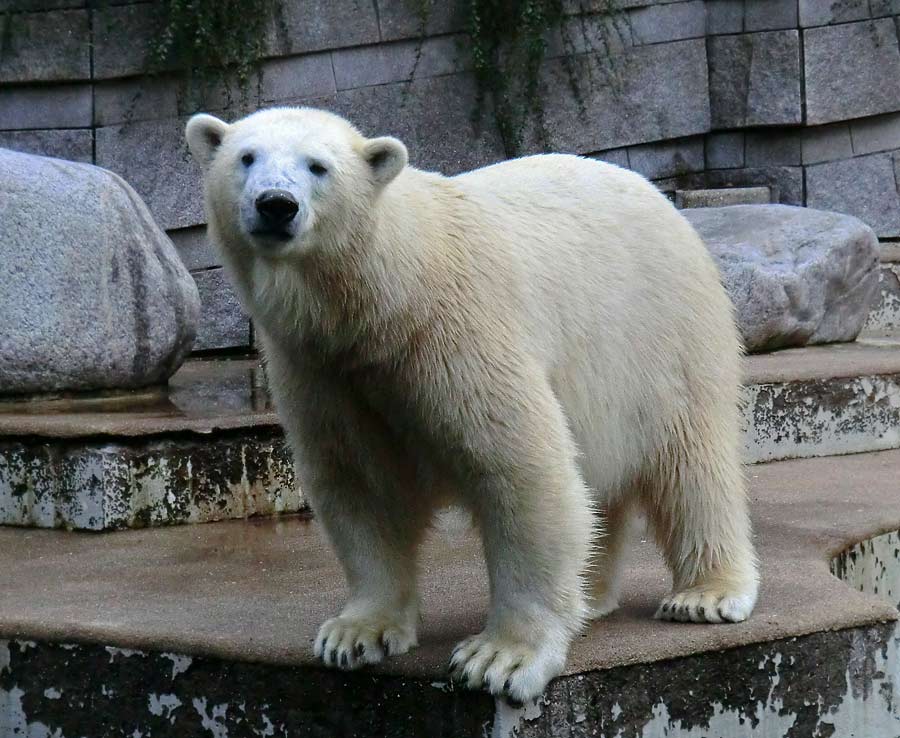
[[2, 340, 900, 529], [1, 451, 898, 736]]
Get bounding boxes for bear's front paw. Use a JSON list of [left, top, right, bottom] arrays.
[[448, 631, 566, 703], [313, 614, 417, 670]]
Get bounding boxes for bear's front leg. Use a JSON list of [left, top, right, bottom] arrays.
[[265, 348, 433, 670], [427, 358, 596, 702]]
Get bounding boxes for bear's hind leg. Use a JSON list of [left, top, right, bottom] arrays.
[[645, 441, 758, 624], [586, 498, 635, 619]]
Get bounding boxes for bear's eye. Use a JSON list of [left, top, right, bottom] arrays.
[[309, 162, 328, 177], [241, 153, 255, 167]]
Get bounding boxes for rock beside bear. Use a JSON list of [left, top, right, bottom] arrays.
[[187, 107, 758, 702], [0, 148, 200, 396]]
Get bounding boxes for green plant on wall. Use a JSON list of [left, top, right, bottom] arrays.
[[144, 0, 282, 112], [450, 0, 627, 156]]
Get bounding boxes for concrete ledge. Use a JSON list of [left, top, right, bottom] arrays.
[[0, 451, 898, 735]]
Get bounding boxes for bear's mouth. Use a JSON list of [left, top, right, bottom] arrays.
[[250, 228, 294, 244]]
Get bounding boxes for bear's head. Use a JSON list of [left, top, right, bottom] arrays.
[[185, 107, 408, 259]]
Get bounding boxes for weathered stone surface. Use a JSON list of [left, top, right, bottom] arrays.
[[806, 152, 900, 238], [260, 51, 336, 103], [705, 0, 743, 33], [0, 148, 199, 394], [529, 38, 710, 154], [91, 3, 155, 79], [0, 428, 298, 529], [744, 129, 802, 166], [628, 0, 705, 44], [192, 268, 251, 351], [800, 0, 871, 27], [0, 129, 92, 163], [705, 131, 744, 169], [802, 122, 853, 164], [744, 0, 798, 30], [589, 147, 630, 168], [804, 19, 900, 125], [376, 0, 464, 41], [264, 0, 380, 57], [332, 35, 467, 91], [684, 204, 880, 352], [0, 9, 90, 82], [864, 262, 900, 335], [675, 186, 771, 208], [851, 112, 900, 156], [327, 72, 506, 175], [655, 166, 804, 205], [708, 30, 802, 128], [96, 117, 204, 231], [169, 226, 220, 272], [627, 136, 704, 180], [0, 84, 91, 130]]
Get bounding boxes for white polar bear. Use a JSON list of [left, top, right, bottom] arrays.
[[186, 107, 758, 702]]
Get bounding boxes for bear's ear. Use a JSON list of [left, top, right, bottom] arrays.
[[362, 136, 408, 186], [185, 114, 230, 171]]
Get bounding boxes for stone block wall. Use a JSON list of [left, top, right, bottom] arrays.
[[1, 0, 899, 353]]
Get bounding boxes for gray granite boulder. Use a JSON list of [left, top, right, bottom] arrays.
[[0, 148, 200, 395], [683, 205, 879, 353]]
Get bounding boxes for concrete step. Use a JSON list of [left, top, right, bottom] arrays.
[[2, 340, 900, 529], [1, 450, 898, 737]]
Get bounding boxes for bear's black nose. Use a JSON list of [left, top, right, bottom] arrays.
[[255, 189, 299, 226]]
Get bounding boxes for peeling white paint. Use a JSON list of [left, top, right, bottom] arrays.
[[148, 693, 182, 722], [491, 696, 544, 738], [162, 652, 192, 680], [42, 688, 61, 700], [743, 376, 900, 464], [193, 697, 231, 738], [105, 646, 143, 662]]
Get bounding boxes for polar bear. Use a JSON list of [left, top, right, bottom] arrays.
[[186, 107, 758, 702]]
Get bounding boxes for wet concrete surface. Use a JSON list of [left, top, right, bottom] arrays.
[[0, 449, 897, 679], [1, 340, 900, 439]]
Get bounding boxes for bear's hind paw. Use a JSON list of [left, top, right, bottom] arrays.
[[654, 585, 756, 624]]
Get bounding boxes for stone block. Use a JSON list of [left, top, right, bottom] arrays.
[[260, 52, 336, 103], [745, 129, 802, 166], [706, 0, 743, 33], [94, 77, 180, 127], [546, 12, 634, 58], [745, 0, 799, 31], [675, 186, 772, 208], [91, 3, 154, 79], [628, 1, 706, 44], [655, 167, 805, 205], [0, 9, 90, 82], [325, 72, 506, 175], [708, 31, 802, 128], [590, 147, 630, 168], [96, 117, 204, 231], [801, 122, 853, 164], [863, 262, 900, 334], [265, 0, 379, 57], [684, 204, 880, 352], [804, 19, 900, 125], [705, 132, 745, 169], [0, 129, 92, 163], [806, 152, 900, 237], [332, 36, 467, 91], [850, 112, 900, 156], [799, 0, 870, 27], [530, 38, 710, 154], [627, 136, 704, 180], [376, 0, 464, 41], [192, 268, 251, 351], [0, 84, 91, 129], [169, 226, 220, 272]]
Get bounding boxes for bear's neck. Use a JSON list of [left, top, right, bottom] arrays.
[[249, 171, 461, 363]]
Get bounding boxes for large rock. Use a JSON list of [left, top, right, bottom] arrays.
[[683, 205, 880, 353], [0, 148, 200, 395]]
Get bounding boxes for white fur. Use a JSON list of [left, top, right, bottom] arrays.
[[186, 107, 759, 702]]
